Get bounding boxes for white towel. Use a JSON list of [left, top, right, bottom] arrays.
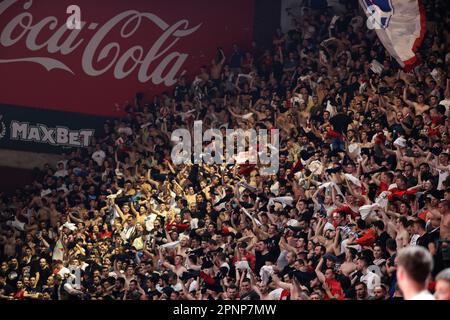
[[326, 100, 337, 117], [268, 196, 294, 208], [388, 183, 398, 191], [375, 191, 390, 209], [241, 208, 262, 226], [393, 137, 407, 148], [344, 174, 362, 187], [359, 203, 380, 220], [160, 241, 180, 249], [320, 181, 345, 199], [308, 160, 324, 175], [370, 59, 384, 75], [348, 143, 361, 156], [260, 265, 274, 285], [61, 222, 77, 231], [41, 189, 52, 197], [270, 181, 280, 196], [190, 218, 199, 229], [239, 181, 258, 194], [7, 217, 25, 232]]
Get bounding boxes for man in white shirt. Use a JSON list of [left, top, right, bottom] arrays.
[[356, 256, 381, 297], [396, 246, 435, 300], [91, 144, 106, 166], [54, 161, 68, 178]]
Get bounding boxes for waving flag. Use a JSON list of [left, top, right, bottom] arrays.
[[360, 0, 426, 71]]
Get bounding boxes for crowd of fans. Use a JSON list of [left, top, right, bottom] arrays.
[[1, 0, 449, 300]]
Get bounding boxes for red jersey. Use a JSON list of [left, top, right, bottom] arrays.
[[325, 278, 344, 300]]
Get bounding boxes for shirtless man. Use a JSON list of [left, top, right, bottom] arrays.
[[395, 217, 410, 249], [49, 203, 60, 229], [427, 208, 442, 230], [438, 200, 450, 268], [37, 205, 51, 223], [339, 248, 357, 276], [161, 254, 187, 278], [403, 86, 430, 114], [440, 200, 450, 240], [210, 48, 226, 82]]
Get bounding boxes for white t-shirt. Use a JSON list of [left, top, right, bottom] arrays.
[[92, 150, 106, 166], [53, 240, 65, 261], [268, 288, 290, 300], [410, 234, 420, 246], [145, 213, 158, 232], [360, 270, 381, 297], [437, 168, 449, 190], [54, 170, 68, 178], [118, 127, 133, 136], [410, 290, 435, 300]]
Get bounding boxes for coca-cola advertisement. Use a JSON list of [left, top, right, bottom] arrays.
[[0, 0, 255, 117]]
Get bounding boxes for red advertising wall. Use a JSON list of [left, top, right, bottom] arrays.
[[0, 0, 255, 117]]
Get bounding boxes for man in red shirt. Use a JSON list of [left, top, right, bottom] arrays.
[[344, 219, 377, 250], [315, 257, 345, 300]]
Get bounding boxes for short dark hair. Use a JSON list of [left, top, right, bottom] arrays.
[[414, 218, 426, 230], [386, 238, 397, 252], [357, 219, 366, 230], [355, 281, 367, 289], [372, 220, 385, 231], [227, 284, 238, 291], [129, 279, 138, 286], [398, 216, 408, 228], [397, 246, 433, 284], [357, 255, 370, 267]]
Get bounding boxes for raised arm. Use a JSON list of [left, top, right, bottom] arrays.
[[315, 257, 326, 283]]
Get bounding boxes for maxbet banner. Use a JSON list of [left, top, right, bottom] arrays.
[[0, 0, 255, 117], [0, 104, 110, 153]]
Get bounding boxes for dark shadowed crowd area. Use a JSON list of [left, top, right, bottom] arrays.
[[1, 0, 450, 300]]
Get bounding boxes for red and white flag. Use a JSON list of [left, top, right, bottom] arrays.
[[360, 0, 426, 71]]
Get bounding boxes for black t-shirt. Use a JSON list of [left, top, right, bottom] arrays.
[[330, 114, 352, 134], [406, 176, 418, 189], [255, 250, 277, 273], [6, 267, 20, 287], [389, 123, 403, 141], [111, 288, 125, 300], [293, 270, 315, 289], [0, 282, 14, 297], [240, 289, 260, 300], [146, 288, 161, 300], [416, 233, 432, 249], [191, 209, 206, 221], [375, 231, 391, 251], [208, 210, 220, 225], [279, 264, 295, 278], [346, 82, 360, 99], [299, 209, 313, 222], [21, 256, 39, 278], [266, 235, 281, 257], [25, 284, 42, 295], [36, 266, 52, 287]]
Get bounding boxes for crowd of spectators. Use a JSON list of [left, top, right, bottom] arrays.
[[0, 0, 449, 300]]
